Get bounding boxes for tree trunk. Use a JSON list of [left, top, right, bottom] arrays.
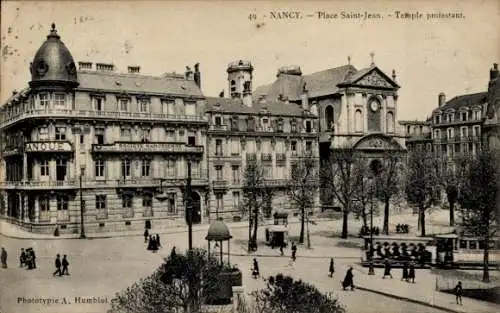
[[483, 232, 490, 283], [341, 209, 349, 239], [299, 206, 305, 244], [361, 204, 368, 228], [383, 198, 390, 235], [248, 209, 253, 253], [419, 206, 426, 237], [252, 207, 258, 250], [449, 200, 455, 226]]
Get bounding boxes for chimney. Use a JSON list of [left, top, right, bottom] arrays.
[[194, 63, 201, 88], [127, 66, 140, 74], [490, 63, 499, 80], [96, 63, 115, 71], [301, 82, 309, 110], [438, 92, 446, 107], [392, 69, 397, 81], [185, 66, 194, 80], [78, 62, 93, 70]]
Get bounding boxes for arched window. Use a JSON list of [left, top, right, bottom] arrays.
[[230, 80, 236, 93], [355, 109, 363, 133], [325, 106, 334, 131], [386, 112, 395, 133]]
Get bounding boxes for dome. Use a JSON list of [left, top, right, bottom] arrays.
[[29, 23, 79, 88], [205, 220, 232, 241]]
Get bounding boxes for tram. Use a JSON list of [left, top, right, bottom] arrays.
[[434, 234, 500, 268], [265, 211, 289, 248]]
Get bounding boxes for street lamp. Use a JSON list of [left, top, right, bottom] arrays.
[[79, 164, 86, 239], [368, 177, 375, 275]]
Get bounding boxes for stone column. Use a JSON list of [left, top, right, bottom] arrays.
[[381, 95, 387, 134], [23, 153, 28, 181], [34, 195, 39, 223]]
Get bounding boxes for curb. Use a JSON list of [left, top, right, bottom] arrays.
[[356, 286, 463, 313]]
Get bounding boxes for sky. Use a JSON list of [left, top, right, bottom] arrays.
[[1, 0, 499, 120]]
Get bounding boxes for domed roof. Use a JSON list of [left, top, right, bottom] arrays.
[[29, 23, 79, 88], [205, 219, 232, 241]]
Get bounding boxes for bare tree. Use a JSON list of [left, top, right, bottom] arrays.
[[405, 150, 441, 237], [288, 156, 319, 244], [351, 158, 371, 228], [376, 153, 404, 235], [320, 148, 362, 239], [458, 150, 497, 282]]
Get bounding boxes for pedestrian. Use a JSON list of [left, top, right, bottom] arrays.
[[62, 255, 70, 275], [328, 258, 335, 277], [454, 281, 463, 305], [382, 258, 393, 279], [29, 248, 36, 269], [279, 242, 284, 256], [20, 248, 26, 267], [170, 246, 177, 259], [156, 234, 161, 248], [401, 262, 409, 282], [144, 228, 149, 243], [252, 258, 260, 279], [291, 242, 297, 262], [53, 254, 62, 277], [25, 249, 33, 270], [342, 266, 355, 291], [408, 261, 416, 283], [1, 247, 7, 268]]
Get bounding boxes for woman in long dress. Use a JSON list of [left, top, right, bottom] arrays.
[[342, 267, 354, 291]]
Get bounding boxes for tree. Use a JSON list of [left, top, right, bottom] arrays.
[[242, 160, 273, 251], [252, 273, 345, 313], [109, 248, 223, 313], [288, 156, 319, 245], [405, 150, 441, 237], [320, 148, 362, 239], [376, 153, 404, 235], [457, 150, 497, 282], [351, 159, 371, 228]]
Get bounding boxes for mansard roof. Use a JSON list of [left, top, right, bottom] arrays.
[[205, 97, 313, 117], [434, 92, 487, 113]]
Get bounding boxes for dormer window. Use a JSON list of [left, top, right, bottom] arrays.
[[184, 100, 196, 116], [461, 112, 467, 122], [474, 110, 480, 120], [138, 98, 150, 113], [277, 119, 284, 133], [141, 128, 151, 142], [215, 116, 222, 126], [93, 97, 104, 112], [39, 94, 49, 108], [119, 98, 129, 112], [54, 94, 65, 108], [291, 120, 297, 133], [305, 120, 312, 133], [262, 118, 269, 131], [435, 115, 441, 124]]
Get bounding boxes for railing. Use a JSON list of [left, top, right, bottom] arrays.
[[57, 210, 70, 221], [0, 108, 208, 127], [0, 180, 78, 188], [92, 142, 204, 154], [433, 117, 483, 126], [261, 153, 272, 162], [209, 124, 230, 131], [212, 180, 229, 190], [123, 207, 134, 218], [276, 153, 286, 162], [143, 207, 153, 217], [246, 153, 257, 161], [39, 211, 50, 222], [264, 179, 290, 187]]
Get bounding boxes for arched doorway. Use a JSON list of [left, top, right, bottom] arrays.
[[325, 106, 334, 131], [370, 159, 383, 176], [189, 191, 202, 224]]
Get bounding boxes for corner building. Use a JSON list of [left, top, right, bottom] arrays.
[[205, 61, 320, 221], [0, 25, 208, 233]]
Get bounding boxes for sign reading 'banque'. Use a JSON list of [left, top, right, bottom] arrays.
[[25, 141, 73, 152]]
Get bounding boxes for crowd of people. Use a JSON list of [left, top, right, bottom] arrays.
[[371, 242, 432, 265], [19, 247, 37, 269], [144, 229, 162, 251]]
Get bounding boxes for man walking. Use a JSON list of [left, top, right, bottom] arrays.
[[291, 242, 297, 262], [20, 248, 26, 267], [1, 247, 7, 268], [29, 248, 36, 269], [53, 254, 62, 277], [382, 258, 393, 279], [62, 255, 70, 275], [144, 228, 149, 243], [328, 258, 335, 277], [454, 281, 463, 305]]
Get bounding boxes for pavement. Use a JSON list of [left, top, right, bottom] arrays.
[[2, 208, 498, 313]]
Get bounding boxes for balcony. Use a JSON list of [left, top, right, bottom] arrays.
[[92, 142, 204, 154], [117, 177, 209, 188], [143, 207, 154, 217], [0, 108, 208, 128], [212, 180, 229, 191], [276, 153, 287, 162], [261, 153, 272, 162], [246, 153, 257, 161], [209, 124, 230, 131], [0, 180, 78, 190], [264, 179, 290, 187]]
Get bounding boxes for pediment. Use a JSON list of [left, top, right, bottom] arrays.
[[354, 135, 403, 150], [352, 68, 398, 89]]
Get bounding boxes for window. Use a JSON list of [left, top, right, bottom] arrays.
[[122, 194, 133, 208], [141, 128, 150, 142], [263, 165, 272, 178], [277, 119, 284, 132], [291, 141, 297, 155], [80, 134, 84, 144], [39, 94, 49, 107], [168, 193, 176, 213], [434, 129, 440, 140], [461, 127, 468, 138], [474, 110, 480, 120], [121, 159, 131, 178], [56, 195, 69, 210], [306, 141, 312, 154], [162, 100, 176, 115], [166, 130, 176, 141], [40, 160, 49, 177], [231, 139, 240, 155], [93, 97, 104, 111], [435, 115, 440, 124], [262, 118, 269, 131], [355, 110, 363, 132], [386, 112, 395, 133], [230, 80, 236, 93], [291, 120, 297, 133], [215, 165, 223, 180], [447, 128, 453, 139], [120, 128, 131, 140], [184, 101, 196, 116], [215, 139, 223, 156], [139, 99, 150, 113], [142, 194, 152, 207], [216, 194, 224, 212], [305, 120, 312, 133], [215, 116, 222, 126], [95, 160, 105, 178], [94, 128, 104, 145], [39, 196, 50, 211], [473, 126, 480, 137], [166, 159, 176, 177], [247, 117, 255, 132], [96, 195, 107, 210], [232, 165, 240, 184], [141, 159, 151, 177], [461, 112, 467, 121], [53, 94, 65, 107], [233, 191, 240, 209], [469, 240, 477, 250], [55, 127, 66, 140], [39, 127, 49, 140], [188, 136, 196, 146], [119, 98, 129, 112]]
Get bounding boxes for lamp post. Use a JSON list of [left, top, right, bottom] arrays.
[[79, 164, 86, 239], [368, 177, 375, 275]]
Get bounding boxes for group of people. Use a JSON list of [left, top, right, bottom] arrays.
[[20, 248, 37, 269], [382, 259, 416, 283], [53, 254, 70, 277], [144, 229, 162, 251], [359, 226, 381, 237], [372, 242, 431, 265], [395, 224, 410, 234]]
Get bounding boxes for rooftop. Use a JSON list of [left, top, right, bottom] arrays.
[[205, 96, 312, 117], [434, 92, 487, 112]]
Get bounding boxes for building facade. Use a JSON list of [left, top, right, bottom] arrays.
[[483, 63, 500, 151], [398, 120, 433, 153], [205, 60, 320, 221], [0, 25, 209, 234]]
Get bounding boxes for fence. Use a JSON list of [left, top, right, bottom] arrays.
[[435, 271, 500, 292]]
